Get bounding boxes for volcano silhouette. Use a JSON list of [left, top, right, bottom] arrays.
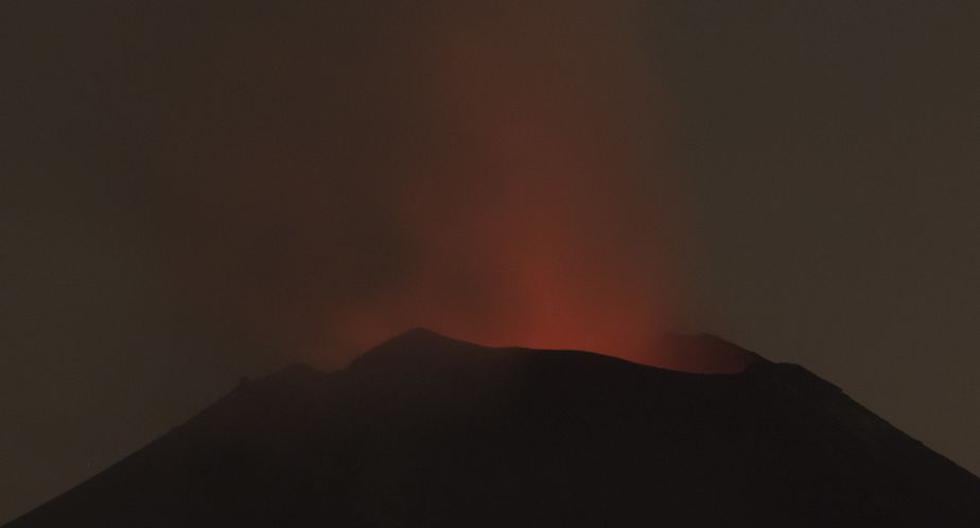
[[7, 329, 979, 526]]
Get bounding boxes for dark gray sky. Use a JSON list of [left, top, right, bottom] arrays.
[[2, 1, 978, 523]]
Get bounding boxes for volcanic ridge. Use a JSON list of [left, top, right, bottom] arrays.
[[7, 329, 979, 527]]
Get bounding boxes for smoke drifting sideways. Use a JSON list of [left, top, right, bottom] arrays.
[[154, 1, 689, 368]]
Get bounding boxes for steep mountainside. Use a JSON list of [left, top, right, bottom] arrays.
[[8, 329, 979, 527]]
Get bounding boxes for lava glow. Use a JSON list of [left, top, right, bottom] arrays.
[[165, 1, 686, 368], [332, 2, 681, 364]]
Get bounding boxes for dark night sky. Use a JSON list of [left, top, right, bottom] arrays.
[[2, 1, 978, 522]]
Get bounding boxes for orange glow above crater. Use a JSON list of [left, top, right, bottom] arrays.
[[332, 2, 681, 364]]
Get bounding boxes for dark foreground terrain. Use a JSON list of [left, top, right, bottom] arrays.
[[8, 330, 979, 526]]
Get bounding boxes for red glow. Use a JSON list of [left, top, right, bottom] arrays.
[[332, 5, 680, 364]]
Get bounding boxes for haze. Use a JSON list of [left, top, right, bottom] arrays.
[[2, 1, 977, 523]]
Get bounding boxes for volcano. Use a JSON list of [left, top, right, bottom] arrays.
[[8, 329, 979, 527]]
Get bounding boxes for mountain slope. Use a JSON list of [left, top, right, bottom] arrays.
[[7, 329, 979, 527]]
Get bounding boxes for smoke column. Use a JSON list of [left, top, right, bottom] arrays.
[[330, 2, 682, 362], [154, 1, 686, 366]]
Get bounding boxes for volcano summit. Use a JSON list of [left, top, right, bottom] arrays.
[[7, 330, 979, 527]]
